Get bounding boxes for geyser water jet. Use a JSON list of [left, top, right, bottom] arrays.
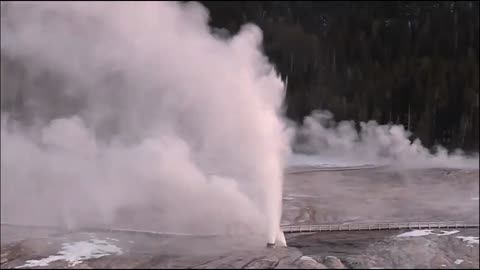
[[276, 229, 287, 247], [0, 1, 289, 245]]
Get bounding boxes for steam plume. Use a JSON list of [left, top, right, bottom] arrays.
[[0, 1, 289, 245], [291, 110, 479, 169]]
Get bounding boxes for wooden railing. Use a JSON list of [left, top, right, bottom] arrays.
[[280, 221, 480, 233]]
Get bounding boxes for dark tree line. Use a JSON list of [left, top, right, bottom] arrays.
[[201, 1, 479, 151]]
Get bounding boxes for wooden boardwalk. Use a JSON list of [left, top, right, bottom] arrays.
[[281, 221, 480, 233]]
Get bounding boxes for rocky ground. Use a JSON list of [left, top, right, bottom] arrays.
[[287, 228, 479, 269], [282, 167, 479, 225], [1, 226, 478, 269], [1, 167, 479, 269]]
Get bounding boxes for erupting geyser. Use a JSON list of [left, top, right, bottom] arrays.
[[0, 1, 290, 245], [266, 228, 287, 248], [275, 229, 288, 247]]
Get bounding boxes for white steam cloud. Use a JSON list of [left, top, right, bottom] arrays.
[[0, 1, 290, 245], [291, 110, 479, 169]]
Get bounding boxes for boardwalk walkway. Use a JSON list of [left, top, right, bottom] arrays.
[[281, 221, 480, 233]]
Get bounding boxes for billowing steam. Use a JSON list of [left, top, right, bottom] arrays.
[[1, 1, 477, 252], [291, 110, 479, 169], [0, 2, 290, 245]]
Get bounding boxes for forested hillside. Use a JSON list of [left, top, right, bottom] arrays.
[[201, 1, 479, 151]]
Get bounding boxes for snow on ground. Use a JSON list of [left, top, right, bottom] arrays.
[[396, 229, 459, 238], [454, 259, 464, 265], [436, 230, 461, 236], [396, 230, 433, 237], [15, 239, 123, 268], [455, 236, 479, 246]]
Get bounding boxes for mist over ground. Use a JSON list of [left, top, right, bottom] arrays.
[[289, 110, 479, 169], [0, 1, 477, 253]]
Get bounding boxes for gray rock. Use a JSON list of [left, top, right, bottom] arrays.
[[275, 247, 303, 269], [324, 256, 346, 269], [295, 256, 327, 269]]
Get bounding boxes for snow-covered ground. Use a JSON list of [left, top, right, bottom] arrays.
[[395, 230, 479, 248], [456, 236, 479, 246], [395, 229, 460, 238], [15, 238, 123, 268]]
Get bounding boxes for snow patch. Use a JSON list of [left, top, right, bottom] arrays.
[[396, 229, 459, 238], [437, 230, 460, 236], [15, 239, 123, 268], [396, 230, 434, 237], [454, 259, 464, 265], [456, 236, 479, 246]]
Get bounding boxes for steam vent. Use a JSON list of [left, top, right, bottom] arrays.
[[266, 243, 276, 248]]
